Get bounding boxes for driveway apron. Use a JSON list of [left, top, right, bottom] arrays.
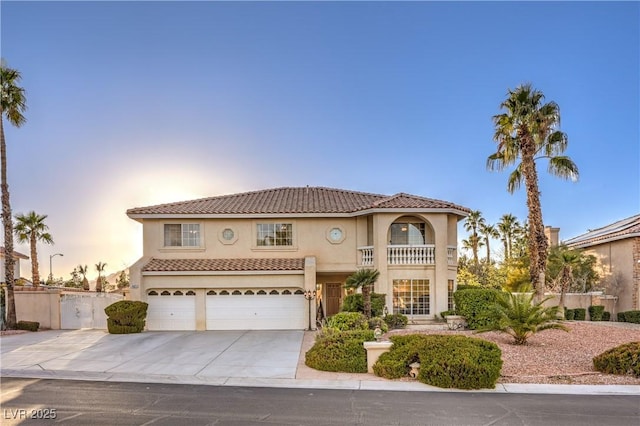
[[0, 329, 304, 380]]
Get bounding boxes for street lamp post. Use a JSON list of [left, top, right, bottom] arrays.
[[49, 253, 63, 284], [304, 290, 315, 331]]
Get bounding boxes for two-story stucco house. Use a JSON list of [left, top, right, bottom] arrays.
[[127, 187, 470, 331]]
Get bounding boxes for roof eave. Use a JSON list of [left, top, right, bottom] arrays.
[[565, 232, 640, 248]]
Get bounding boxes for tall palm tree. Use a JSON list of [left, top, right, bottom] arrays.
[[14, 211, 53, 287], [463, 210, 485, 266], [488, 84, 579, 301], [497, 214, 519, 261], [95, 261, 107, 292], [345, 268, 380, 319], [479, 223, 499, 264], [78, 264, 89, 291], [1, 62, 27, 329]]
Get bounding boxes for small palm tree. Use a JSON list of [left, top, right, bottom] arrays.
[[549, 246, 583, 317], [95, 261, 107, 292], [78, 264, 89, 291], [479, 223, 500, 264], [476, 292, 568, 345], [345, 269, 380, 319], [14, 211, 53, 287], [1, 62, 27, 329], [463, 210, 485, 266], [497, 214, 519, 261]]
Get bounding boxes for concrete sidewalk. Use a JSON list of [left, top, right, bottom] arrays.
[[1, 329, 638, 395]]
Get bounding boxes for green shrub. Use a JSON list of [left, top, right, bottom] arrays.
[[325, 312, 368, 331], [104, 300, 148, 334], [618, 312, 627, 322], [593, 342, 640, 378], [16, 320, 39, 332], [453, 288, 502, 330], [384, 313, 408, 329], [341, 293, 386, 317], [588, 305, 605, 321], [602, 311, 611, 321], [573, 308, 586, 321], [621, 311, 640, 324], [367, 317, 389, 333], [564, 308, 575, 320], [440, 310, 456, 319], [373, 334, 502, 389], [305, 330, 375, 373]]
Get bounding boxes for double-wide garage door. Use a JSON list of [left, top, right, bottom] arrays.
[[146, 289, 306, 331]]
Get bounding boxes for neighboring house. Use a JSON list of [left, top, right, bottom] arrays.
[[564, 214, 640, 313], [0, 247, 29, 283], [127, 186, 469, 331]]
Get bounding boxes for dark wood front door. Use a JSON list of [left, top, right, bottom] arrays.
[[325, 283, 343, 316]]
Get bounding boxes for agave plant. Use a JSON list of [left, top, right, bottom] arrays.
[[476, 292, 568, 345]]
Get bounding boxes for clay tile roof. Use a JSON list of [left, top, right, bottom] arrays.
[[142, 258, 305, 272], [127, 186, 470, 216], [0, 247, 29, 259], [564, 214, 640, 248]]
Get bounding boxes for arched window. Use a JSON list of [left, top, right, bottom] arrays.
[[148, 291, 158, 296]]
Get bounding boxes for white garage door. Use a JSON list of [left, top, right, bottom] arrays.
[[146, 290, 196, 331], [206, 289, 306, 330]]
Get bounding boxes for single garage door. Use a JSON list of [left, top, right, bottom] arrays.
[[146, 290, 197, 330], [206, 289, 306, 330]]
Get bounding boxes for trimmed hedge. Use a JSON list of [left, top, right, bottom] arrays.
[[341, 293, 386, 318], [305, 330, 375, 373], [16, 320, 39, 332], [104, 300, 148, 334], [564, 308, 575, 320], [593, 342, 640, 378], [373, 334, 502, 390], [618, 310, 640, 324], [384, 314, 408, 329], [588, 305, 605, 321], [602, 311, 611, 321], [573, 308, 586, 321], [325, 312, 368, 331], [453, 288, 502, 330]]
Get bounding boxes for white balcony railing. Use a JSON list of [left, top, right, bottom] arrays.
[[359, 246, 374, 266], [359, 245, 457, 266], [447, 246, 457, 265], [388, 244, 435, 265]]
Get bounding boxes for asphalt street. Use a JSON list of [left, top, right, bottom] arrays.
[[2, 378, 639, 426]]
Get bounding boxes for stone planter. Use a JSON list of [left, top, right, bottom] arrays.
[[363, 341, 393, 373], [445, 315, 467, 330]]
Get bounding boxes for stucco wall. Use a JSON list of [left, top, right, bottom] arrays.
[[14, 288, 61, 329], [582, 238, 636, 312]]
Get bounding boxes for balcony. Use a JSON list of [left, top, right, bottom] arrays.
[[359, 245, 457, 267]]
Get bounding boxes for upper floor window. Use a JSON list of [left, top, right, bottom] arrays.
[[164, 224, 200, 247], [257, 223, 292, 246], [389, 222, 425, 245]]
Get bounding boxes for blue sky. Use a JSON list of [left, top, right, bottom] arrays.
[[2, 1, 638, 279]]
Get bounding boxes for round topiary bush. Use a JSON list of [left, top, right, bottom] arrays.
[[373, 334, 502, 390], [593, 342, 640, 378], [104, 300, 148, 334], [305, 330, 375, 373]]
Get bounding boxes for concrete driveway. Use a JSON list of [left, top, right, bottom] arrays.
[[0, 329, 304, 381]]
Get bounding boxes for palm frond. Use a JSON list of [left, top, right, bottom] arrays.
[[548, 156, 579, 181], [506, 165, 523, 194]]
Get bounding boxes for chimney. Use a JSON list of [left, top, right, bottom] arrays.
[[545, 226, 560, 247]]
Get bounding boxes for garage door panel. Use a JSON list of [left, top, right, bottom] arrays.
[[147, 294, 196, 331], [206, 294, 306, 330]]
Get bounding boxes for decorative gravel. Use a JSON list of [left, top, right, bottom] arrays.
[[388, 321, 640, 385]]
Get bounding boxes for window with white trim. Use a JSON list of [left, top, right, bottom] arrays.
[[164, 224, 201, 247], [256, 223, 292, 246], [393, 279, 430, 316]]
